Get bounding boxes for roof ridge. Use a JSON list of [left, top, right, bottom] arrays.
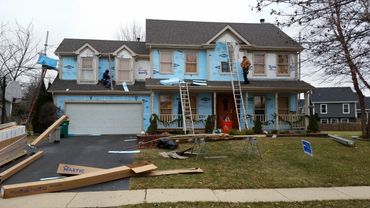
[[146, 18, 273, 25], [62, 38, 145, 43]]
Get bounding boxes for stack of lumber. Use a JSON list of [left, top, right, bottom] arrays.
[[0, 122, 27, 167]]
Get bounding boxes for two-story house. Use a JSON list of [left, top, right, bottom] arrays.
[[50, 19, 313, 135], [310, 87, 359, 124]]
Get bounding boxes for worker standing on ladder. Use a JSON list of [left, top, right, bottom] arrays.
[[241, 56, 251, 84]]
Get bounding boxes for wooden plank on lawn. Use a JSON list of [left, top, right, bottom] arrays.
[[1, 162, 156, 198], [30, 115, 68, 147], [329, 134, 355, 147], [0, 135, 27, 166], [0, 151, 43, 183]]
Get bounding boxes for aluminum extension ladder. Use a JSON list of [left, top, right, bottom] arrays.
[[226, 42, 248, 130], [179, 81, 195, 134]]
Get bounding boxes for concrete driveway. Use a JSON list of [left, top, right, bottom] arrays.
[[0, 135, 137, 191]]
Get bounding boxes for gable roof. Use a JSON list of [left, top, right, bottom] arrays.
[[311, 87, 358, 102], [55, 38, 149, 55], [146, 19, 301, 49]]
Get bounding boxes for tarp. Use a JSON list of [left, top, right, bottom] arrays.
[[37, 54, 58, 69]]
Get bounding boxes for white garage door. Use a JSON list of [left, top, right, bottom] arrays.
[[65, 102, 143, 135]]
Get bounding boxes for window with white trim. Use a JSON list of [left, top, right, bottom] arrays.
[[277, 54, 289, 75], [253, 54, 265, 75], [320, 104, 327, 114], [185, 52, 197, 73], [320, 119, 329, 124], [341, 118, 349, 123], [331, 118, 339, 124], [78, 56, 97, 83], [160, 51, 173, 73], [343, 104, 350, 114], [116, 58, 132, 83]]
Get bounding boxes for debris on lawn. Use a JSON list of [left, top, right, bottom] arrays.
[[156, 137, 178, 150], [159, 151, 187, 160], [57, 163, 104, 175], [1, 161, 157, 198], [329, 134, 355, 147], [204, 156, 228, 159], [123, 138, 137, 142]]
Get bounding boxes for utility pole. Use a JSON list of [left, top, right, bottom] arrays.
[[1, 76, 6, 123]]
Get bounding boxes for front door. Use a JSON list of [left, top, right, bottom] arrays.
[[216, 94, 238, 129]]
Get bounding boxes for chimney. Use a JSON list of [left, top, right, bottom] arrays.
[[136, 37, 140, 42], [260, 19, 265, 23]]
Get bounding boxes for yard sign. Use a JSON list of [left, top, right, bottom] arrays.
[[301, 140, 313, 157]]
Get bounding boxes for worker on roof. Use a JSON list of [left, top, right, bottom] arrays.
[[102, 69, 111, 88]]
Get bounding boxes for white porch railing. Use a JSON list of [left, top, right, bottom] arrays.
[[254, 114, 266, 122], [157, 114, 208, 129], [278, 114, 305, 129]]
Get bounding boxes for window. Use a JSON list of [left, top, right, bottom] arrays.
[[116, 58, 131, 83], [160, 51, 172, 73], [185, 52, 197, 73], [343, 104, 350, 114], [253, 54, 265, 75], [277, 54, 289, 75], [278, 96, 289, 114], [159, 95, 172, 114], [80, 57, 95, 82], [331, 118, 339, 124], [320, 104, 327, 114], [341, 118, 349, 123], [320, 119, 329, 124], [220, 61, 230, 73]]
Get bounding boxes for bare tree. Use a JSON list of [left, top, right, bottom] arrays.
[[0, 22, 40, 81], [254, 0, 370, 138], [114, 21, 145, 41]]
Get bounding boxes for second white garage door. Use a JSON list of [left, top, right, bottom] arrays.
[[65, 102, 143, 135]]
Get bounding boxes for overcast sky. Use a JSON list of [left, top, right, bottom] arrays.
[[1, 0, 368, 95]]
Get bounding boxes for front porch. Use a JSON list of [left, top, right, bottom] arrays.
[[156, 113, 306, 131]]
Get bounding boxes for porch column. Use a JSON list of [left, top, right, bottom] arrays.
[[304, 91, 310, 130], [275, 92, 279, 130], [245, 92, 248, 129], [213, 92, 217, 130], [150, 91, 154, 115]]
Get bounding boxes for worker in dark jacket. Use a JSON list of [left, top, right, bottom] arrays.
[[241, 56, 251, 84], [102, 69, 111, 88]]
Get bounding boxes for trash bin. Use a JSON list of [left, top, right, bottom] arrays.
[[49, 127, 61, 143], [221, 117, 233, 133], [60, 120, 69, 138]]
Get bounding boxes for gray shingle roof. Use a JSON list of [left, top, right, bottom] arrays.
[[311, 87, 358, 102], [365, 97, 370, 109], [49, 78, 148, 93], [146, 19, 301, 49], [55, 38, 149, 54], [145, 78, 313, 91]]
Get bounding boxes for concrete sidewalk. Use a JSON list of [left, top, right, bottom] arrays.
[[1, 186, 370, 208]]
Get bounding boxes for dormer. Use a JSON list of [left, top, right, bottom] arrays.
[[206, 25, 250, 45], [113, 45, 136, 84], [75, 43, 99, 84]]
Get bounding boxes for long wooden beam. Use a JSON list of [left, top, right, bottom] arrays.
[[0, 122, 16, 131], [1, 162, 156, 198], [30, 115, 68, 146], [56, 163, 203, 177], [0, 134, 25, 150], [0, 151, 43, 183]]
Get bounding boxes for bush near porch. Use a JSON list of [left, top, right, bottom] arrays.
[[130, 136, 370, 189]]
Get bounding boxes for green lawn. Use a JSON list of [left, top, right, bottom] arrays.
[[121, 200, 370, 208], [130, 137, 370, 189], [323, 131, 362, 139]]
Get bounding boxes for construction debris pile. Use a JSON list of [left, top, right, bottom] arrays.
[[0, 116, 203, 199]]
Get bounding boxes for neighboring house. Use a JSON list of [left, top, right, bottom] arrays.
[[357, 97, 370, 121], [50, 19, 313, 135], [310, 87, 358, 124]]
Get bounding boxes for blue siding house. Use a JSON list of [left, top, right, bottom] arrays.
[[50, 19, 313, 135]]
